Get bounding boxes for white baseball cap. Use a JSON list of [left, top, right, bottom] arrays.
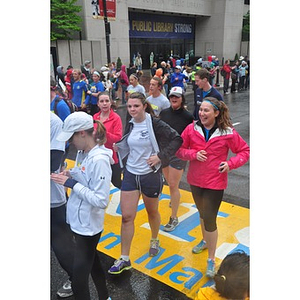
[[56, 111, 94, 142], [175, 65, 181, 70], [169, 86, 183, 97]]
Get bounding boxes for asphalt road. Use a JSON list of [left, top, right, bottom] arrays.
[[51, 86, 249, 299]]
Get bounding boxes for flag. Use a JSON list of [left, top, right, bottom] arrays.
[[92, 0, 116, 20]]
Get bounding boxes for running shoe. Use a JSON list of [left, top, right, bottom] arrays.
[[56, 279, 73, 298], [149, 239, 160, 257], [206, 258, 216, 278], [108, 258, 132, 275], [192, 239, 207, 254], [163, 217, 179, 232]]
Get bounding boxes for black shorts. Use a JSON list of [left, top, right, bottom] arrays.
[[121, 168, 163, 198], [169, 156, 187, 171]]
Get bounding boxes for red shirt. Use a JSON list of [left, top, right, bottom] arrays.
[[223, 64, 232, 80], [93, 109, 123, 164]]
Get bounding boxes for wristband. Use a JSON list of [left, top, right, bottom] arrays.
[[64, 178, 78, 189]]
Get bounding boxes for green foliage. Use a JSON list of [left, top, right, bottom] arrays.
[[51, 0, 82, 41], [234, 53, 239, 61], [116, 57, 122, 70], [242, 10, 250, 41]]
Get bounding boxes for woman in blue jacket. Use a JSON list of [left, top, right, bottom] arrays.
[[170, 65, 188, 90], [51, 112, 113, 300], [238, 61, 248, 91], [85, 71, 105, 115]]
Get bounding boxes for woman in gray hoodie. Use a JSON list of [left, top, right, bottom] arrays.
[[51, 111, 113, 300]]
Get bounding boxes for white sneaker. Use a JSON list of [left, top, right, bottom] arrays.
[[57, 279, 73, 298], [163, 217, 179, 232]]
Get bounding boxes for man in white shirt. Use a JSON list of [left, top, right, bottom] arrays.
[[146, 76, 170, 116]]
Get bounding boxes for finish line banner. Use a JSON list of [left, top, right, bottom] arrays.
[[129, 11, 195, 39], [100, 186, 249, 299], [65, 159, 249, 299]]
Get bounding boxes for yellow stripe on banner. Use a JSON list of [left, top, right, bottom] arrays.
[[64, 159, 249, 299], [65, 159, 75, 196]]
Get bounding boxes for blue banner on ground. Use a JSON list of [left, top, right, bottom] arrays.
[[129, 12, 195, 39]]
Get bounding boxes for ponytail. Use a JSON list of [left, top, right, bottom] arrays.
[[202, 97, 232, 132], [93, 120, 107, 145], [217, 101, 232, 131]]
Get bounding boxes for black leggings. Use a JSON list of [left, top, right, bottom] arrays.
[[51, 204, 74, 280], [72, 232, 109, 300], [190, 185, 224, 232]]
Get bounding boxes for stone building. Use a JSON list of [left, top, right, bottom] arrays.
[[51, 0, 249, 70]]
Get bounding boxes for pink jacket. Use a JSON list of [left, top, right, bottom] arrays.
[[93, 109, 123, 164], [64, 69, 73, 99], [176, 122, 249, 190], [119, 65, 129, 86]]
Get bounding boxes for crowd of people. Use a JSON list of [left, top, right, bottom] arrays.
[[53, 54, 250, 116], [50, 56, 250, 300], [220, 56, 250, 94]]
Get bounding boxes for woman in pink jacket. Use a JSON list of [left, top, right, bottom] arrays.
[[176, 97, 249, 278], [119, 65, 129, 104], [93, 91, 123, 189]]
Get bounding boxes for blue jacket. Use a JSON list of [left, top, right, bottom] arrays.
[[72, 80, 88, 108], [238, 65, 248, 77], [50, 95, 70, 121], [85, 81, 105, 105], [170, 72, 188, 89]]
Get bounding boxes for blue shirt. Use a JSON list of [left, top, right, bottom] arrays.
[[72, 80, 88, 108], [170, 72, 188, 89], [238, 65, 248, 77], [85, 81, 105, 105], [50, 95, 71, 121]]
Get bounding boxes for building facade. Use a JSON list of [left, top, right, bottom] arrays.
[[51, 0, 249, 70]]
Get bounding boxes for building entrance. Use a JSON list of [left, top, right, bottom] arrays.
[[130, 38, 194, 69], [129, 11, 195, 69]]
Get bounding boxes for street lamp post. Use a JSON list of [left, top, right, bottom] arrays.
[[102, 0, 111, 64]]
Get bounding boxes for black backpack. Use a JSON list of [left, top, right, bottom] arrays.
[[54, 97, 77, 115], [220, 67, 226, 77]]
